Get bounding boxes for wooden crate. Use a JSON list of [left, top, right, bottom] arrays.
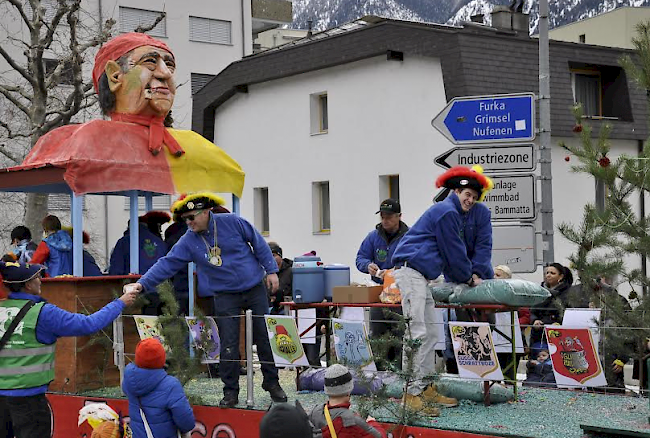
[[41, 275, 141, 393]]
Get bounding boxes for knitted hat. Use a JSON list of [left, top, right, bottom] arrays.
[[135, 338, 166, 369], [171, 193, 226, 216], [324, 364, 354, 396], [436, 165, 494, 202], [259, 402, 313, 438]]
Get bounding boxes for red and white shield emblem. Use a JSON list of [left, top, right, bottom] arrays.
[[545, 327, 604, 386]]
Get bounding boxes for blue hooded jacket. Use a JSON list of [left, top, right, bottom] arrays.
[[356, 221, 408, 283], [122, 364, 195, 438], [138, 212, 278, 296], [43, 230, 73, 277], [391, 192, 493, 282], [109, 223, 168, 276]]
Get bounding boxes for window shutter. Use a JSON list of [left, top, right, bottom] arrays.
[[119, 7, 166, 37], [190, 16, 231, 44], [123, 195, 171, 211], [191, 73, 216, 95]]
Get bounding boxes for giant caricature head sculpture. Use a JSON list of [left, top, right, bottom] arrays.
[[93, 33, 176, 122]]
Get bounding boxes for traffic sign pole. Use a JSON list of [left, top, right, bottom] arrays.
[[539, 0, 554, 265]]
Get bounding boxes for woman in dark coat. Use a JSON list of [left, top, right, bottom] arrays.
[[529, 263, 573, 357]]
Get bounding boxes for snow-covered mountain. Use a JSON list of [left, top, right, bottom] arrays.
[[291, 0, 650, 35]]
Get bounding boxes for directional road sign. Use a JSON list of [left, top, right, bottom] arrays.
[[492, 224, 536, 273], [435, 143, 536, 172], [483, 174, 536, 221], [432, 93, 535, 144]]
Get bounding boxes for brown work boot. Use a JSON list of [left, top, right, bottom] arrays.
[[402, 393, 440, 417], [423, 384, 458, 407]]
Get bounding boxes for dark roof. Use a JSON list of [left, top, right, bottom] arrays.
[[192, 17, 647, 142]]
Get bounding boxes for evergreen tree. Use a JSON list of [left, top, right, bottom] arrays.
[[557, 20, 650, 389]]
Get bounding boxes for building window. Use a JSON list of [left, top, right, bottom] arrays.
[[44, 58, 74, 86], [189, 16, 232, 45], [49, 194, 86, 211], [123, 195, 171, 211], [312, 181, 330, 233], [191, 73, 216, 95], [572, 70, 601, 117], [310, 92, 328, 134], [254, 187, 270, 235], [569, 64, 633, 121], [379, 175, 400, 203], [579, 34, 586, 43], [119, 7, 167, 37]]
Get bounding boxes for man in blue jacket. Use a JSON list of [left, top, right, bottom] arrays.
[[391, 166, 494, 415], [123, 193, 287, 408], [356, 198, 408, 370], [0, 261, 138, 438]]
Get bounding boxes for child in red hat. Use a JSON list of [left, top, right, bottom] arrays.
[[123, 338, 195, 438]]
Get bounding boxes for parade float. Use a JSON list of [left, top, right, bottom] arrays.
[[0, 31, 647, 438]]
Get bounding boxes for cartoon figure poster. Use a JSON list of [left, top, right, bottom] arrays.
[[332, 318, 377, 371], [134, 315, 166, 346], [265, 315, 309, 367], [186, 317, 220, 363], [449, 322, 503, 380], [545, 326, 606, 387]]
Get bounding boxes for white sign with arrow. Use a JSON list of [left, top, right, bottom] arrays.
[[435, 144, 536, 172]]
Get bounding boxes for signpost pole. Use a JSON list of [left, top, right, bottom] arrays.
[[539, 0, 554, 264]]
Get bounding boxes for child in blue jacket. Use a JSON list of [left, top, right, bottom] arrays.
[[123, 338, 195, 438]]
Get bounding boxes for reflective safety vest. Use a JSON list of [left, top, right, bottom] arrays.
[[0, 299, 55, 389]]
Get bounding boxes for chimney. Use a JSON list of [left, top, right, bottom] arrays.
[[307, 19, 313, 37], [470, 14, 484, 24], [490, 5, 529, 34]]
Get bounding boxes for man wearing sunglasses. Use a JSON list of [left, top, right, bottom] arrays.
[[123, 193, 286, 408]]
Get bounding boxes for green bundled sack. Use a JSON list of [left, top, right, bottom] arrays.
[[381, 374, 513, 404], [446, 279, 550, 306], [436, 376, 513, 403], [429, 282, 462, 302]]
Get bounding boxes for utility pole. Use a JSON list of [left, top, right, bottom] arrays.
[[539, 0, 554, 264]]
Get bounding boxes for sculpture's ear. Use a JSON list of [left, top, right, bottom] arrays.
[[105, 60, 123, 93]]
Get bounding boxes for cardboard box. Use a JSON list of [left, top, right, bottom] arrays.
[[332, 285, 383, 303]]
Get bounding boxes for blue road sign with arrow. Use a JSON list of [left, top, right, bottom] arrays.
[[432, 93, 535, 144]]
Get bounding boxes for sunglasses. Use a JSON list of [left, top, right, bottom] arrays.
[[182, 210, 205, 222]]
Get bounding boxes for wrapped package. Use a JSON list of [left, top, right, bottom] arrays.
[[379, 269, 402, 304], [430, 279, 550, 306]]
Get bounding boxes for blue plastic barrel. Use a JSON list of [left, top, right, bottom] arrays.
[[292, 256, 324, 303], [324, 264, 350, 300]]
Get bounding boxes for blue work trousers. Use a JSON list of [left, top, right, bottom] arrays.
[[212, 282, 279, 395]]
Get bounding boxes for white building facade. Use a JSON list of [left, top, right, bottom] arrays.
[[193, 17, 648, 286]]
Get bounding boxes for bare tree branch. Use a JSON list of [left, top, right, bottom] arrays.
[[0, 44, 35, 86], [0, 83, 32, 101], [0, 119, 30, 143], [0, 137, 23, 164], [77, 18, 115, 53], [40, 0, 72, 51], [40, 82, 94, 132], [134, 11, 166, 33], [6, 0, 35, 33], [0, 85, 30, 117]]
